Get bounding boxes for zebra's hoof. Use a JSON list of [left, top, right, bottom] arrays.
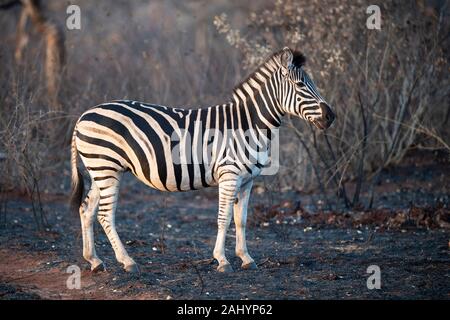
[[91, 262, 106, 273], [124, 263, 140, 274], [217, 263, 233, 273], [242, 261, 258, 270]]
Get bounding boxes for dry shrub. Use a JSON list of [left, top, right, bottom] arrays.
[[0, 101, 52, 229], [253, 200, 450, 230], [0, 47, 68, 228], [214, 0, 450, 208]]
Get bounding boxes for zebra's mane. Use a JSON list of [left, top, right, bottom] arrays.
[[232, 48, 306, 94], [290, 50, 307, 68]]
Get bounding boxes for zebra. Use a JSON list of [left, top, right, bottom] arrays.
[[70, 47, 335, 274]]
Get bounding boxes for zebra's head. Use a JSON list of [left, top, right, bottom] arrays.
[[278, 47, 335, 130]]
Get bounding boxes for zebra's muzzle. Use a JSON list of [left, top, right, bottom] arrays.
[[313, 103, 335, 130]]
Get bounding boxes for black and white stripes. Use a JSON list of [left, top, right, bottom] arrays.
[[70, 47, 335, 273]]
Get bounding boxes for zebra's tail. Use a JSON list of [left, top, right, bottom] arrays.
[[70, 127, 84, 215]]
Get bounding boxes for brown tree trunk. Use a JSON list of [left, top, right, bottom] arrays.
[[14, 0, 65, 109]]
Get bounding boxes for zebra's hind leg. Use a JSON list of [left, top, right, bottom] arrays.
[[95, 173, 139, 273], [79, 184, 104, 272], [213, 172, 241, 273], [233, 179, 257, 270]]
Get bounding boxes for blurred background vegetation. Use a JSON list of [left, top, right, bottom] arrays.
[[0, 0, 449, 215]]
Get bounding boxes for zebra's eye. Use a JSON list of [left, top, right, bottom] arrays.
[[296, 81, 306, 88]]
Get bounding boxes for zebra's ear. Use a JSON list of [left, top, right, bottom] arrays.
[[280, 47, 293, 69]]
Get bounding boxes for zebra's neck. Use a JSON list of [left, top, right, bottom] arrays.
[[229, 58, 284, 131]]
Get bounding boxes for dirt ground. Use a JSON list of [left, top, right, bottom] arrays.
[[0, 150, 449, 300]]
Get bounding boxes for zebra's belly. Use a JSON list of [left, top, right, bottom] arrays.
[[133, 161, 219, 192]]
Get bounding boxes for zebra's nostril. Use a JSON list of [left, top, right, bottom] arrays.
[[320, 103, 334, 125]]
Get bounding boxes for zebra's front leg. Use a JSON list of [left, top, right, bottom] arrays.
[[233, 179, 257, 270], [213, 172, 241, 273]]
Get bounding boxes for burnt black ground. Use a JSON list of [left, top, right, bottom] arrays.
[[0, 150, 449, 299], [0, 194, 449, 299]]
